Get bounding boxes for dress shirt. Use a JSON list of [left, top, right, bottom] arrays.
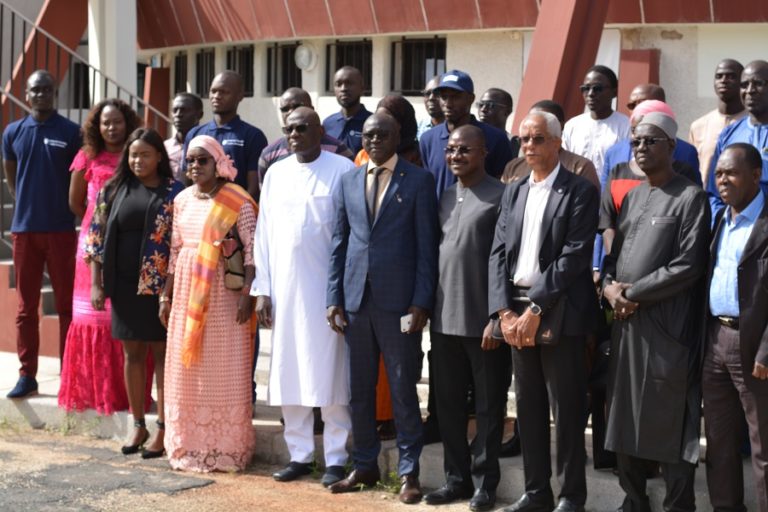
[[164, 136, 184, 182], [710, 190, 765, 316], [513, 164, 561, 286], [366, 154, 397, 218]]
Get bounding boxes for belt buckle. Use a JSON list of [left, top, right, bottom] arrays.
[[717, 316, 737, 329]]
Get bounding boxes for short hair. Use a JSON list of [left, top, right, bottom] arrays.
[[173, 92, 203, 112], [723, 143, 763, 171], [586, 65, 618, 89], [520, 111, 562, 139], [530, 100, 565, 125], [484, 88, 513, 109]]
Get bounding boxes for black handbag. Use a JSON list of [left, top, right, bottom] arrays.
[[219, 227, 245, 291]]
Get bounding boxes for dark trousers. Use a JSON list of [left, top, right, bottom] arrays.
[[13, 232, 76, 377], [511, 326, 587, 505], [616, 453, 696, 512], [431, 331, 509, 492], [345, 290, 423, 477], [703, 319, 768, 512]]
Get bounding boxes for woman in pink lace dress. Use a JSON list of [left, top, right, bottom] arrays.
[[58, 99, 142, 418], [159, 135, 256, 472]]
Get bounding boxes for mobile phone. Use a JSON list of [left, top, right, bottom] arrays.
[[400, 313, 413, 333]]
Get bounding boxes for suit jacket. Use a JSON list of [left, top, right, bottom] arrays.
[[707, 201, 768, 390], [327, 158, 439, 313], [488, 166, 600, 336]]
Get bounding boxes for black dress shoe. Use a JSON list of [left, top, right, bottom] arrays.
[[329, 468, 380, 493], [500, 433, 521, 458], [502, 493, 554, 512], [470, 488, 496, 511], [7, 376, 38, 399], [553, 498, 584, 512], [272, 461, 312, 482], [424, 484, 473, 505], [320, 465, 345, 487]]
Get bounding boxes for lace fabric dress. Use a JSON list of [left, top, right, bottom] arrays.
[[58, 150, 151, 415], [165, 186, 256, 472]]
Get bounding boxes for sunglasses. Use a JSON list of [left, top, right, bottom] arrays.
[[282, 123, 319, 135], [444, 145, 480, 156], [740, 79, 768, 89], [630, 136, 669, 148], [476, 100, 509, 110], [279, 103, 305, 113], [185, 156, 211, 166], [362, 130, 391, 141], [579, 84, 605, 94], [520, 135, 548, 145]]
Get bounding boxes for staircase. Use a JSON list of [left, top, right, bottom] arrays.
[[0, 0, 170, 356]]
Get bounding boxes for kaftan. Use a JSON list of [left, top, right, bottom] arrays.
[[252, 151, 354, 406]]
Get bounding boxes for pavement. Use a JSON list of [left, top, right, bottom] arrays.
[[0, 330, 758, 511]]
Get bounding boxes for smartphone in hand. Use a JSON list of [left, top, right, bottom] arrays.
[[400, 313, 413, 333]]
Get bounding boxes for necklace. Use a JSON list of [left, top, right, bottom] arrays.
[[193, 181, 221, 200]]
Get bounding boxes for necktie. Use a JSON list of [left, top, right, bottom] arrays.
[[367, 166, 384, 223]]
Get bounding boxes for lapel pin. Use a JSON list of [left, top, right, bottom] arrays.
[[396, 194, 402, 203]]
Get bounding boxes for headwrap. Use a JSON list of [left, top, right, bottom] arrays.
[[188, 135, 238, 181], [631, 99, 676, 122], [636, 112, 678, 140]]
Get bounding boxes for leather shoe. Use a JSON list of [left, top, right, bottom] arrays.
[[502, 493, 554, 512], [499, 433, 521, 458], [424, 484, 473, 505], [553, 498, 584, 512], [470, 489, 496, 511], [272, 461, 312, 482], [320, 465, 345, 487], [329, 468, 380, 493], [7, 376, 38, 399], [399, 474, 422, 504]]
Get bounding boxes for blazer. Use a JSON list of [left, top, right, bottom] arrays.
[[327, 158, 439, 314], [488, 166, 600, 336], [706, 200, 768, 389]]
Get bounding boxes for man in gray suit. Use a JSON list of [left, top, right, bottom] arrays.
[[424, 125, 508, 512]]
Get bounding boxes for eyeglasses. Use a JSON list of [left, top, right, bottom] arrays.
[[626, 101, 638, 110], [185, 156, 211, 166], [444, 145, 481, 156], [362, 130, 391, 141], [740, 79, 768, 89], [520, 135, 548, 145], [579, 84, 605, 94], [282, 123, 318, 135], [279, 103, 305, 113], [476, 100, 510, 110], [630, 137, 669, 148]]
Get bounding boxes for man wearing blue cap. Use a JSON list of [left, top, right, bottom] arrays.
[[419, 70, 514, 198]]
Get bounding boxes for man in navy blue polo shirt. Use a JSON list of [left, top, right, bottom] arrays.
[[182, 70, 267, 199], [420, 70, 514, 198], [2, 70, 81, 398], [322, 66, 372, 156]]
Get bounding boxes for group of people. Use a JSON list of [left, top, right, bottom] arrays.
[[2, 56, 767, 512]]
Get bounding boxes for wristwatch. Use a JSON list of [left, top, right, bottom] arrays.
[[529, 302, 543, 316]]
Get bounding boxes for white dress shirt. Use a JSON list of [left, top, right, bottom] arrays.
[[513, 164, 561, 286]]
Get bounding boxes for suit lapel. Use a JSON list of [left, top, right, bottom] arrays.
[[709, 210, 726, 278], [537, 170, 567, 252], [507, 180, 529, 262], [739, 203, 768, 264], [351, 165, 371, 229], [372, 161, 404, 230]]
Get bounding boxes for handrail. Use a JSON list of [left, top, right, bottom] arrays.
[[0, 1, 170, 124], [0, 88, 32, 114]]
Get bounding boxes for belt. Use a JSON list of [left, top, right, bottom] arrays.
[[714, 315, 739, 330]]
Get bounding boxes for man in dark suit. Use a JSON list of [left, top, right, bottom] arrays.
[[488, 112, 599, 512], [326, 112, 439, 504], [704, 142, 768, 512]]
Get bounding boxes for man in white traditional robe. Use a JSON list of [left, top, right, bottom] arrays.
[[252, 107, 355, 487]]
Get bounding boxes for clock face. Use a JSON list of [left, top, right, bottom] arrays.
[[295, 45, 315, 71]]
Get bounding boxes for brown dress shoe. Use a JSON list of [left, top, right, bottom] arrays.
[[399, 474, 423, 504], [328, 468, 380, 493]]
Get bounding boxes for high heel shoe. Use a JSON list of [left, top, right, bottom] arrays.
[[121, 419, 149, 455], [141, 420, 166, 459]]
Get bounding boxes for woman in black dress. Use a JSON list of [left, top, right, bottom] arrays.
[[86, 128, 184, 457]]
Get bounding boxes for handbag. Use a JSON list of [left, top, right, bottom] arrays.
[[218, 227, 245, 291], [491, 295, 567, 345]]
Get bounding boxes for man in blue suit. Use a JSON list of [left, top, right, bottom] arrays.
[[326, 112, 439, 504]]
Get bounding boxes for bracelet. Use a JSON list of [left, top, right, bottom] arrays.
[[159, 295, 171, 303]]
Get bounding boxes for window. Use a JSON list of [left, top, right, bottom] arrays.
[[70, 61, 90, 109], [195, 49, 215, 98], [226, 45, 254, 97], [391, 37, 446, 95], [174, 52, 187, 94], [266, 42, 301, 96], [325, 40, 372, 95]]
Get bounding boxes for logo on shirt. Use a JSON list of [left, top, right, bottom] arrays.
[[222, 139, 244, 147], [43, 138, 68, 148]]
